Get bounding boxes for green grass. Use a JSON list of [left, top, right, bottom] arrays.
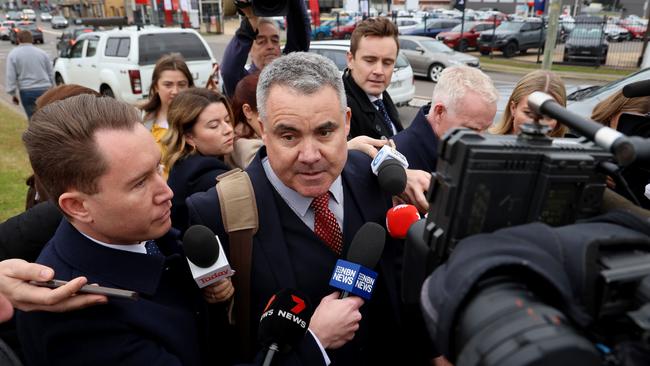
[[479, 55, 634, 76], [0, 105, 30, 221]]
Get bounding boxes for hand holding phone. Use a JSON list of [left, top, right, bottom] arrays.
[[31, 280, 138, 301]]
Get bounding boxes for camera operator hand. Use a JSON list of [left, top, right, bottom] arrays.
[[399, 169, 431, 214], [236, 1, 260, 32]]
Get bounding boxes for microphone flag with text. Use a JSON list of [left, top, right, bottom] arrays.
[[183, 225, 234, 288], [371, 145, 408, 195]]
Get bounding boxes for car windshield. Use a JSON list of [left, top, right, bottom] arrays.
[[449, 22, 478, 32], [570, 27, 603, 38], [17, 23, 37, 30], [396, 52, 409, 68], [73, 28, 93, 37], [139, 32, 210, 64], [575, 69, 650, 100], [419, 39, 453, 53], [496, 22, 522, 31], [53, 16, 65, 20]]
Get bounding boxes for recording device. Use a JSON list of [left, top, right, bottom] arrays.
[[420, 213, 650, 365], [31, 279, 138, 300], [183, 225, 234, 288], [528, 91, 650, 166], [386, 204, 420, 239], [258, 288, 313, 366], [424, 128, 611, 268], [371, 145, 408, 195], [622, 79, 650, 98], [329, 222, 385, 299], [234, 0, 289, 17]]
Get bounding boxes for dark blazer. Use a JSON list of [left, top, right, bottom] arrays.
[[343, 70, 403, 140], [187, 148, 427, 365], [16, 220, 210, 366], [0, 201, 61, 262], [393, 105, 439, 174], [167, 154, 231, 233]]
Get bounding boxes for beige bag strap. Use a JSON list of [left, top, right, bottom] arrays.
[[216, 168, 258, 357]]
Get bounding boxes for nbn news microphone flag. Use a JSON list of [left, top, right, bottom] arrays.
[[329, 259, 378, 300]]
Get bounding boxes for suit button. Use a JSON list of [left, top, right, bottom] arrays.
[[375, 125, 381, 132]]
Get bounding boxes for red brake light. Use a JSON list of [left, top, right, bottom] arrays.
[[128, 70, 142, 94]]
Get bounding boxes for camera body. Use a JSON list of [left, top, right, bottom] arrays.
[[234, 0, 289, 17], [425, 126, 611, 266]]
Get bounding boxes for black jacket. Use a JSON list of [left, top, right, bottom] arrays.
[[0, 201, 61, 262], [343, 70, 403, 140]]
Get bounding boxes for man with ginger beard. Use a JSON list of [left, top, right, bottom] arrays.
[[344, 17, 403, 140]]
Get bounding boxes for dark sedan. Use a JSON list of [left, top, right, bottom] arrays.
[[9, 21, 43, 44], [563, 27, 608, 64], [402, 19, 460, 38]]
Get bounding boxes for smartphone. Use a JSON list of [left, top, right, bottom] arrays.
[[31, 280, 139, 300]]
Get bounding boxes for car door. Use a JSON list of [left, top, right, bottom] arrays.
[[399, 39, 427, 75], [65, 39, 86, 85], [76, 36, 101, 91]]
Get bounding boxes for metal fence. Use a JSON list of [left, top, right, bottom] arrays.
[[478, 17, 643, 70]]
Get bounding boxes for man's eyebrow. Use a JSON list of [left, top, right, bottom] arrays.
[[315, 121, 337, 131], [272, 123, 299, 133]]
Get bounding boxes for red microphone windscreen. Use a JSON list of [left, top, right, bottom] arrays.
[[386, 204, 421, 239]]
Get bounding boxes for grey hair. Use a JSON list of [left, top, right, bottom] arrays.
[[256, 52, 347, 121], [432, 65, 499, 116], [258, 17, 278, 30]]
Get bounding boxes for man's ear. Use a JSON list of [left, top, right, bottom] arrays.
[[344, 107, 351, 137], [346, 51, 354, 69], [59, 191, 93, 223]]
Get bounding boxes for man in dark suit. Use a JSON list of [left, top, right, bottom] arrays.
[[16, 95, 236, 365], [187, 52, 431, 365], [344, 18, 404, 139], [394, 65, 499, 173]]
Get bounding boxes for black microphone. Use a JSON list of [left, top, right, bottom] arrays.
[[258, 288, 313, 366], [329, 222, 386, 299], [622, 80, 650, 98], [182, 225, 234, 288], [370, 146, 408, 195], [527, 91, 646, 166]]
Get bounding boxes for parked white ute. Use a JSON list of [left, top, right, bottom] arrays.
[[53, 26, 216, 105]]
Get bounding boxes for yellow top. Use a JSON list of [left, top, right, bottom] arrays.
[[150, 123, 170, 180]]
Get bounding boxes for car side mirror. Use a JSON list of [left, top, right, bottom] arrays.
[[415, 46, 425, 53]]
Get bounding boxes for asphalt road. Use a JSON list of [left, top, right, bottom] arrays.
[[0, 20, 608, 126]]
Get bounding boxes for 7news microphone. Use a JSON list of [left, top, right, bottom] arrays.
[[258, 288, 313, 366], [371, 145, 408, 195], [182, 225, 234, 288], [329, 222, 386, 299]]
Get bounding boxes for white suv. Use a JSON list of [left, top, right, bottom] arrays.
[[309, 40, 415, 106], [53, 26, 216, 105]]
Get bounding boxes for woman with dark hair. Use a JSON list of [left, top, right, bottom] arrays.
[[140, 53, 194, 176], [229, 73, 263, 169], [162, 88, 234, 232]]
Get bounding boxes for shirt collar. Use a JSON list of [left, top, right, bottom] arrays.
[[79, 231, 148, 254], [368, 94, 383, 104], [261, 156, 343, 218]]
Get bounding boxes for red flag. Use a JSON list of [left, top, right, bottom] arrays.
[[309, 0, 320, 27]]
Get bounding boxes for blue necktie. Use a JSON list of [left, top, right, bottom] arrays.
[[145, 240, 163, 257], [373, 99, 395, 136]]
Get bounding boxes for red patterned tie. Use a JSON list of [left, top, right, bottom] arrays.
[[311, 193, 343, 255]]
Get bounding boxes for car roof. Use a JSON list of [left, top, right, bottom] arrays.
[[85, 26, 203, 37], [399, 35, 436, 42]]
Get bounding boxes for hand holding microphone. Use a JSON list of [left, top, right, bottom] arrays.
[[309, 292, 363, 350]]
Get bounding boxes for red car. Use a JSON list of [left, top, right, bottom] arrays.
[[623, 24, 645, 39], [331, 19, 357, 40], [436, 22, 496, 51]]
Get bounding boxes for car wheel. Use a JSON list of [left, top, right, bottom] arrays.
[[343, 33, 351, 40], [101, 86, 115, 98], [55, 73, 64, 85], [480, 49, 490, 56], [563, 53, 569, 62], [601, 52, 608, 65], [315, 32, 325, 40], [457, 39, 468, 52], [428, 63, 445, 83], [519, 48, 528, 55], [503, 42, 517, 58]]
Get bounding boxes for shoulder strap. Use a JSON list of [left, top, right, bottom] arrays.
[[215, 168, 258, 357]]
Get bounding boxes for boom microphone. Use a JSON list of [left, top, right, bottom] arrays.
[[329, 222, 386, 299], [386, 204, 421, 239], [258, 289, 313, 366], [622, 79, 650, 98], [527, 91, 650, 166], [371, 145, 408, 195], [182, 225, 234, 288]]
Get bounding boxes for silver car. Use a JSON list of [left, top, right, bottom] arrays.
[[398, 35, 480, 82]]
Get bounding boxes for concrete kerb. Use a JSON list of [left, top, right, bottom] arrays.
[[480, 62, 624, 82]]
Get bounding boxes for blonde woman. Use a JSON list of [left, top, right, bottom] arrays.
[[490, 70, 568, 137], [162, 88, 234, 232]]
